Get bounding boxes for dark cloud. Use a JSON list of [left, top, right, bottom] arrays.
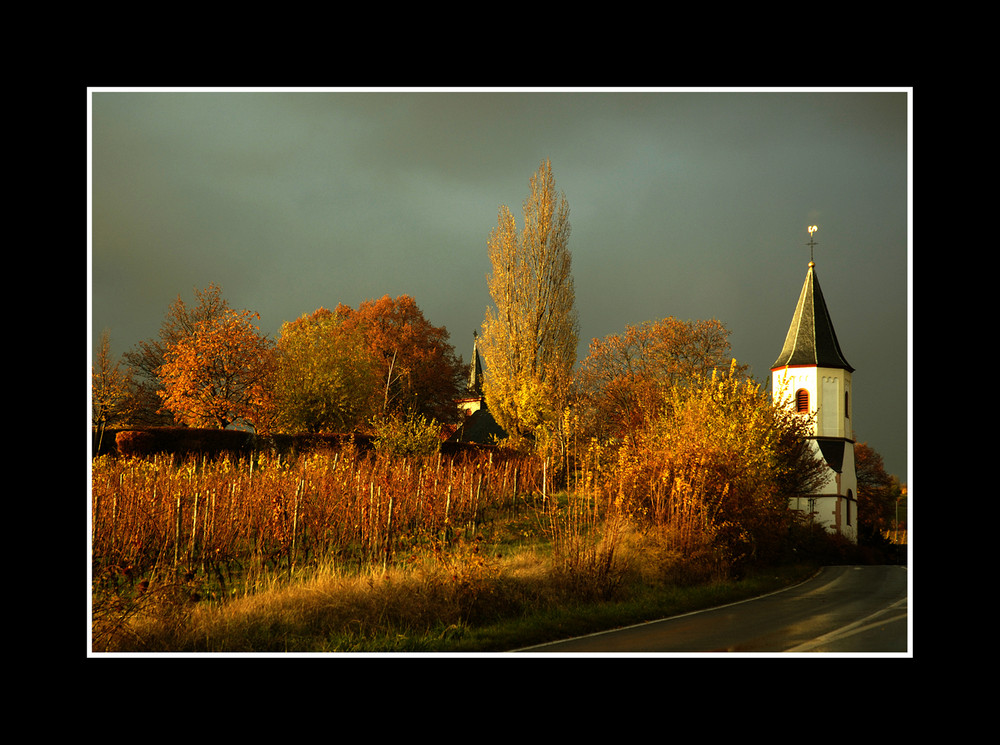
[[90, 88, 909, 480]]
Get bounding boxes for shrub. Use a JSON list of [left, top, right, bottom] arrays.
[[593, 364, 826, 576], [370, 412, 441, 458]]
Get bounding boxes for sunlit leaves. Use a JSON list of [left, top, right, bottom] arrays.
[[603, 363, 826, 564], [123, 283, 234, 425], [370, 410, 442, 458], [156, 308, 274, 431], [335, 295, 464, 426], [270, 308, 378, 434], [577, 317, 742, 444], [480, 159, 578, 446]]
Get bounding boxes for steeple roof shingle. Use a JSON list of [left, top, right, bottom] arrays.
[[772, 263, 854, 372]]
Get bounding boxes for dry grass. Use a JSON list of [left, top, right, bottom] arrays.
[[94, 539, 568, 652], [92, 509, 760, 653]]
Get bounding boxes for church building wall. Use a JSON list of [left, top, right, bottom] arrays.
[[772, 366, 853, 441]]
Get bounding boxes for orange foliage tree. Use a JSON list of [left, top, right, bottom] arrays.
[[333, 295, 464, 427], [156, 307, 274, 431], [854, 442, 904, 542], [576, 317, 742, 445], [123, 283, 235, 425]]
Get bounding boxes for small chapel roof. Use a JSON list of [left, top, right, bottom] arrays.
[[447, 407, 507, 445]]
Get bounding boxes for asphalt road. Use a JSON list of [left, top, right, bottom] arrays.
[[516, 565, 909, 654]]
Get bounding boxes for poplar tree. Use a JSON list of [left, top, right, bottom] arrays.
[[480, 159, 579, 446]]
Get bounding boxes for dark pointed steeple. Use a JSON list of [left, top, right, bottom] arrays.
[[468, 331, 484, 396], [772, 239, 854, 372]]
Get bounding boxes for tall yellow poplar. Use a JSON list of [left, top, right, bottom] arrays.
[[480, 159, 579, 445]]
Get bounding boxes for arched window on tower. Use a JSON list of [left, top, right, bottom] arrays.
[[795, 388, 809, 414], [845, 391, 850, 419]]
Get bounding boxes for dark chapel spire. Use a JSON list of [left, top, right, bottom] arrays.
[[771, 226, 854, 373]]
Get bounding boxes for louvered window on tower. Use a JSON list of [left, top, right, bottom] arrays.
[[795, 388, 809, 413]]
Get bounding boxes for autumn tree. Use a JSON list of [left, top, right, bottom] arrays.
[[92, 329, 138, 429], [577, 317, 743, 445], [605, 363, 826, 570], [854, 441, 903, 544], [269, 307, 378, 434], [156, 306, 274, 431], [334, 295, 464, 427], [480, 158, 579, 447], [123, 283, 233, 425]]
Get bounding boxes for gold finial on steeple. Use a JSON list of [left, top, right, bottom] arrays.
[[807, 225, 819, 267]]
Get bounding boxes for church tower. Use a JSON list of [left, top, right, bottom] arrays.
[[448, 331, 507, 445], [457, 331, 485, 416], [771, 227, 858, 542]]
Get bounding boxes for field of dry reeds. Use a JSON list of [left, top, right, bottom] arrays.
[[91, 445, 596, 650], [92, 445, 543, 580]]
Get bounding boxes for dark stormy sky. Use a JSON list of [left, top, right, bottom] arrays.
[[89, 87, 910, 482]]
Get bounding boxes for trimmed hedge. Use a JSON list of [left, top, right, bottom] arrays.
[[97, 427, 496, 460], [109, 427, 370, 459]]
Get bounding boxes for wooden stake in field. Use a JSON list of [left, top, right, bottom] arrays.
[[190, 490, 199, 567], [292, 478, 303, 570], [383, 495, 393, 572], [174, 491, 182, 568]]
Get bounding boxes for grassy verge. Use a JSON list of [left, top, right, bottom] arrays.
[[456, 566, 816, 653]]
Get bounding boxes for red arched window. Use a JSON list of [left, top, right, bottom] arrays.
[[795, 388, 809, 413]]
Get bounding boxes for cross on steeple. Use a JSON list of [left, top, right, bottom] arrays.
[[807, 225, 819, 266]]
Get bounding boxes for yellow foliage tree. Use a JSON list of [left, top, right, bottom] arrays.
[[606, 362, 825, 569], [480, 159, 578, 447], [270, 308, 378, 434]]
